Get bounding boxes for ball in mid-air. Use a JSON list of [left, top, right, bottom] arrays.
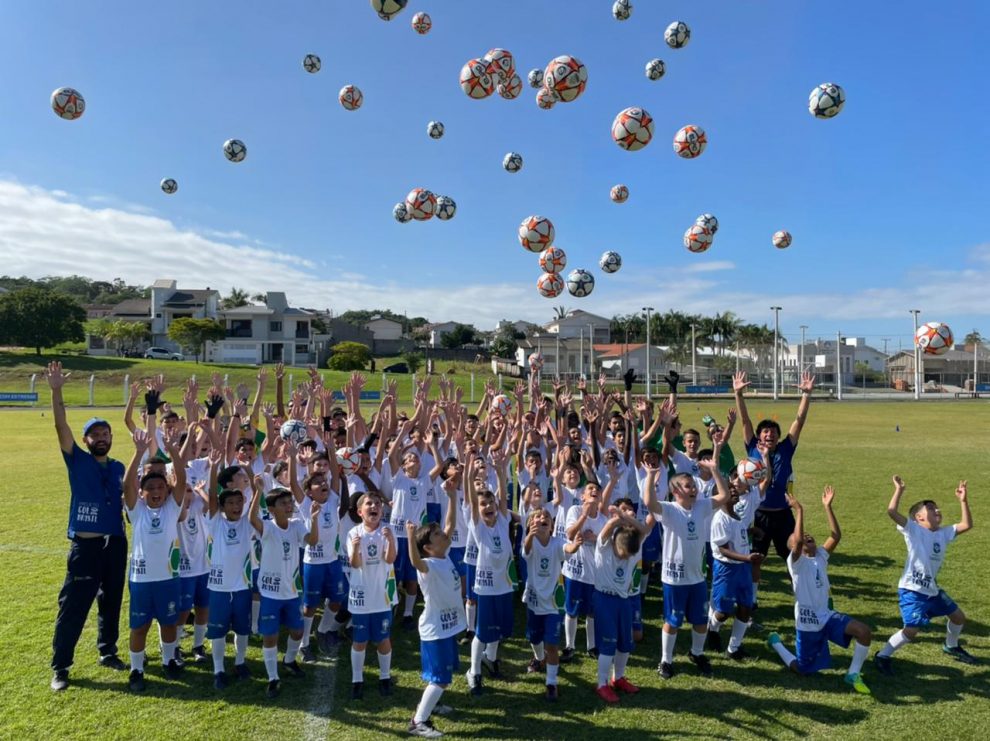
[[737, 458, 767, 483], [808, 82, 845, 119], [537, 273, 565, 298], [645, 58, 666, 80], [370, 0, 407, 21], [302, 54, 321, 73], [51, 87, 85, 120], [673, 124, 707, 158], [484, 48, 515, 84], [527, 68, 544, 88], [492, 394, 512, 417], [536, 87, 558, 109], [599, 251, 622, 273], [664, 20, 691, 48], [498, 73, 523, 100], [566, 269, 595, 298], [613, 0, 632, 20], [460, 58, 495, 99], [695, 213, 718, 233], [539, 246, 567, 274], [612, 107, 654, 151], [280, 419, 309, 444], [393, 201, 413, 223], [503, 152, 523, 173], [435, 195, 457, 221], [405, 188, 436, 220], [160, 178, 178, 195], [610, 184, 629, 203], [684, 224, 713, 253], [427, 120, 444, 139], [528, 352, 544, 371], [336, 446, 362, 474], [772, 230, 792, 249], [223, 139, 247, 162], [411, 11, 431, 34], [519, 215, 555, 252], [544, 55, 588, 103], [339, 85, 363, 110], [915, 322, 953, 356]]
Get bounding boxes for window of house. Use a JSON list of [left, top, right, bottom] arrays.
[[229, 319, 252, 338], [295, 322, 310, 339], [270, 321, 282, 332], [295, 344, 309, 354]]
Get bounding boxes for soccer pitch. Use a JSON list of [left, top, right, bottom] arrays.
[[3, 401, 989, 740]]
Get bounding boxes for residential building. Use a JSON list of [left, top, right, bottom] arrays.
[[543, 309, 611, 343], [516, 335, 602, 377], [591, 343, 667, 376], [209, 292, 314, 365], [149, 279, 220, 351], [426, 321, 465, 348], [784, 339, 855, 387], [364, 316, 403, 341], [843, 337, 889, 373], [887, 347, 985, 389]]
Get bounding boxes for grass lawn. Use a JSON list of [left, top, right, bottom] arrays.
[[3, 401, 990, 739]]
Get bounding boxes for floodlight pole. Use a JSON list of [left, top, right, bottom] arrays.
[[799, 325, 808, 374], [690, 323, 697, 385], [771, 307, 782, 400], [836, 331, 843, 400], [910, 310, 921, 399], [643, 307, 654, 399]]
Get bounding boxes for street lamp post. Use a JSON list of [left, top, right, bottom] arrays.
[[643, 306, 654, 398], [690, 323, 697, 385], [799, 325, 808, 375], [771, 306, 782, 400], [836, 331, 843, 400], [910, 309, 921, 400]]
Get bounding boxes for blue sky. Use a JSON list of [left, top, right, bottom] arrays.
[[0, 0, 987, 349]]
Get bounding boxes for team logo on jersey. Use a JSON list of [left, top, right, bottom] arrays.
[[368, 544, 378, 558], [687, 521, 696, 534], [282, 541, 291, 555], [410, 486, 418, 499], [227, 527, 237, 541], [151, 516, 161, 529], [540, 557, 550, 570], [933, 543, 941, 554], [493, 536, 502, 550], [322, 508, 334, 525], [616, 567, 625, 578], [187, 516, 198, 533]]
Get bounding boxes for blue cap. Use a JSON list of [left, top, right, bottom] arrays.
[[82, 417, 111, 436]]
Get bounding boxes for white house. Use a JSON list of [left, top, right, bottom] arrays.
[[426, 321, 461, 348], [364, 316, 403, 341], [543, 309, 611, 343], [209, 292, 314, 365], [148, 279, 220, 350], [844, 337, 889, 373]]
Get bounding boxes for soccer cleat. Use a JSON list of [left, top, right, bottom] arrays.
[[50, 671, 69, 692], [559, 647, 576, 664], [300, 645, 319, 664], [873, 653, 894, 677], [545, 684, 559, 702], [213, 671, 229, 690], [234, 662, 251, 680], [351, 681, 364, 700], [408, 718, 443, 738], [379, 677, 394, 696], [609, 676, 640, 694], [266, 679, 281, 699], [283, 660, 305, 678], [99, 654, 127, 671], [844, 672, 871, 695], [527, 658, 545, 674], [595, 684, 620, 704], [481, 657, 502, 679], [173, 647, 186, 669], [465, 671, 483, 696], [459, 630, 475, 646], [318, 630, 339, 652], [128, 669, 146, 693], [689, 652, 713, 678], [432, 704, 453, 716], [657, 662, 675, 680], [943, 644, 979, 665], [587, 647, 600, 659], [727, 647, 750, 662], [706, 630, 723, 653], [748, 619, 765, 633], [402, 615, 416, 631], [191, 645, 209, 663], [164, 659, 183, 680]]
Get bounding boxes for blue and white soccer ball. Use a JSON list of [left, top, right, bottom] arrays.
[[160, 178, 178, 195], [223, 139, 247, 163], [370, 0, 407, 21], [427, 120, 445, 139], [645, 58, 665, 80], [808, 82, 845, 119], [613, 0, 632, 20], [599, 251, 622, 273], [695, 213, 718, 234], [280, 419, 308, 444], [393, 201, 413, 223], [566, 269, 595, 297], [302, 54, 321, 73], [503, 152, 523, 173], [435, 195, 457, 221], [664, 21, 691, 49], [527, 68, 544, 88]]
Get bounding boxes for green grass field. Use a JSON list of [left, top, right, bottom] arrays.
[[3, 400, 990, 739]]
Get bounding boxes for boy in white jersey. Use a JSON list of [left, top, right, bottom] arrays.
[[874, 476, 976, 675], [176, 480, 210, 664], [405, 478, 465, 739], [123, 430, 189, 692], [767, 487, 873, 694], [249, 484, 320, 699]]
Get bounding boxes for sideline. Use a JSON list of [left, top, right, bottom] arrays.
[[301, 637, 338, 741]]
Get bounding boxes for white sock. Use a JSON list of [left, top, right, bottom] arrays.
[[661, 630, 676, 663], [849, 641, 869, 674], [709, 616, 726, 633], [614, 650, 630, 680], [586, 618, 596, 650], [211, 638, 227, 674], [564, 615, 578, 650], [318, 604, 336, 632], [193, 623, 207, 648], [690, 629, 706, 656], [772, 641, 797, 667], [878, 629, 910, 657], [640, 572, 650, 595], [414, 683, 445, 723], [130, 650, 146, 672], [301, 616, 315, 648], [251, 600, 261, 634], [946, 621, 963, 649], [727, 619, 749, 653], [484, 640, 499, 662], [596, 653, 611, 687], [263, 646, 279, 680], [466, 602, 477, 632], [470, 637, 484, 676], [162, 639, 177, 664], [404, 592, 416, 617], [350, 648, 366, 683], [752, 582, 759, 603], [234, 634, 249, 665], [532, 642, 545, 661], [378, 650, 392, 680], [546, 662, 559, 685], [284, 637, 302, 663]]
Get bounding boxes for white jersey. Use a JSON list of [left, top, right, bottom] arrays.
[[523, 536, 565, 615], [554, 486, 581, 539], [437, 489, 467, 549], [710, 509, 751, 564], [336, 516, 361, 578], [698, 477, 717, 500], [671, 450, 701, 478], [347, 525, 397, 614], [733, 484, 762, 528], [388, 472, 433, 530], [562, 506, 606, 584], [178, 496, 209, 577], [519, 469, 552, 503], [594, 531, 638, 596], [347, 468, 381, 497], [636, 465, 669, 507], [183, 457, 210, 490], [207, 513, 254, 592], [128, 498, 181, 583], [787, 549, 833, 632], [657, 499, 713, 586], [257, 518, 308, 600], [417, 555, 466, 640], [597, 459, 631, 500], [462, 494, 479, 566], [302, 495, 340, 565], [469, 512, 514, 596], [897, 521, 957, 597]]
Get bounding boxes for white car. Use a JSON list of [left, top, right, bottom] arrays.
[[144, 347, 184, 361]]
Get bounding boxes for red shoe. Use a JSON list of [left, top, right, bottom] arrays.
[[595, 684, 620, 704], [609, 676, 640, 695]]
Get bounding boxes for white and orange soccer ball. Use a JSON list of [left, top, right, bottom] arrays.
[[536, 87, 558, 109], [684, 224, 714, 253], [915, 322, 954, 356], [529, 352, 544, 371], [543, 55, 588, 103], [610, 184, 629, 203], [484, 48, 515, 84], [537, 272, 565, 298], [673, 125, 707, 158], [411, 11, 431, 34], [405, 188, 436, 220], [51, 87, 85, 120], [612, 107, 654, 151], [336, 446, 363, 474], [519, 215, 555, 252], [539, 246, 567, 274], [736, 458, 767, 484], [772, 230, 792, 249], [492, 394, 512, 417], [460, 58, 495, 99], [338, 85, 363, 111], [497, 73, 523, 100]]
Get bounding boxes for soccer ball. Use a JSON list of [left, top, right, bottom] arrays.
[[503, 152, 523, 173], [566, 269, 595, 298], [613, 0, 632, 20], [435, 195, 457, 221], [736, 458, 767, 484], [645, 58, 666, 81], [336, 446, 363, 474], [51, 87, 85, 120], [411, 11, 431, 34], [339, 85, 363, 111], [915, 322, 954, 356], [160, 178, 178, 195], [695, 213, 718, 234], [809, 82, 845, 119], [612, 107, 655, 151], [519, 215, 555, 252], [405, 188, 436, 220], [280, 419, 308, 444], [528, 68, 544, 88], [674, 125, 707, 158], [772, 230, 792, 249], [370, 0, 407, 21], [393, 201, 413, 223], [536, 87, 558, 109], [684, 224, 714, 253], [599, 251, 622, 273], [537, 273, 564, 298], [492, 394, 512, 417], [529, 352, 544, 371], [539, 246, 567, 273], [302, 54, 321, 73], [497, 73, 523, 100], [460, 58, 495, 99], [223, 139, 247, 162], [610, 184, 629, 203], [484, 48, 515, 84], [544, 55, 588, 103], [664, 21, 691, 48], [427, 120, 444, 139]]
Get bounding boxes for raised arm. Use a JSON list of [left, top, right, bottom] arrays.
[[787, 493, 804, 562], [492, 448, 510, 517], [405, 521, 428, 573], [820, 485, 841, 553], [162, 430, 186, 504], [732, 371, 755, 444], [886, 475, 908, 527], [44, 361, 75, 453], [304, 499, 321, 546], [123, 381, 141, 435], [788, 372, 815, 445], [954, 480, 972, 535], [206, 449, 222, 517], [248, 473, 264, 534], [124, 430, 151, 510], [703, 432, 731, 508]]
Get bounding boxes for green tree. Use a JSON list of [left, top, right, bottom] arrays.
[[490, 325, 520, 359], [0, 288, 85, 355], [221, 287, 250, 309], [402, 351, 423, 374], [166, 317, 225, 363], [441, 324, 477, 349], [327, 341, 371, 371]]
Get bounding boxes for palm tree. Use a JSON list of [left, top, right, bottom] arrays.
[[553, 305, 569, 320], [964, 330, 983, 348], [221, 287, 250, 309]]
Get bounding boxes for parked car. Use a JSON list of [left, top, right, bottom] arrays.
[[382, 362, 409, 374], [145, 347, 184, 361]]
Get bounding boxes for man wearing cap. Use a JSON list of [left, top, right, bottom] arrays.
[[45, 361, 128, 691]]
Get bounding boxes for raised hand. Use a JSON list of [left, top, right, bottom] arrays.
[[726, 407, 737, 424], [310, 499, 322, 517], [274, 362, 285, 381], [822, 485, 835, 508], [132, 428, 151, 451], [235, 383, 250, 402], [796, 371, 816, 394], [955, 480, 968, 502], [732, 371, 750, 393], [892, 475, 905, 491], [785, 492, 800, 510]]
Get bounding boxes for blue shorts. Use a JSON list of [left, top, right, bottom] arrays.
[[796, 612, 853, 674], [642, 522, 662, 563], [352, 610, 393, 644], [303, 561, 347, 609], [476, 592, 514, 643], [703, 543, 714, 580], [393, 536, 419, 583], [593, 590, 634, 657], [517, 556, 528, 589], [206, 589, 252, 639], [662, 581, 709, 629], [421, 635, 460, 685], [465, 563, 478, 601], [631, 592, 643, 632], [526, 609, 563, 647], [129, 579, 181, 629], [898, 588, 959, 628], [252, 567, 260, 595], [179, 573, 210, 612], [564, 578, 596, 618], [258, 595, 303, 636], [449, 547, 466, 579], [711, 560, 754, 615], [425, 503, 442, 525]]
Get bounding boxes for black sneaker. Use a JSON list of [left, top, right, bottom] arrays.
[[481, 657, 502, 679], [943, 644, 979, 665], [214, 671, 229, 690], [465, 670, 483, 696], [706, 630, 723, 653], [559, 647, 576, 664], [191, 645, 209, 664], [458, 631, 475, 647], [727, 647, 750, 662], [873, 653, 895, 677], [234, 662, 251, 680], [379, 677, 394, 696], [351, 681, 364, 700], [99, 654, 127, 671], [301, 644, 319, 664], [266, 679, 281, 699], [164, 659, 183, 679], [527, 658, 544, 674], [689, 652, 713, 677], [50, 670, 69, 692], [408, 718, 443, 738], [128, 669, 146, 692], [657, 662, 675, 680], [545, 684, 559, 702], [587, 647, 599, 659], [748, 619, 765, 633], [173, 647, 186, 669], [402, 615, 416, 631], [283, 660, 305, 678]]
